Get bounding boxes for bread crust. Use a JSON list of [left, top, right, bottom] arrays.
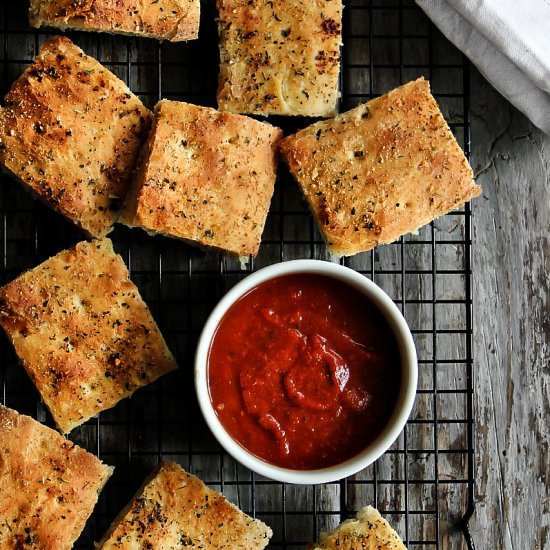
[[0, 405, 113, 550], [309, 506, 407, 550], [279, 78, 481, 255], [122, 100, 282, 257], [0, 238, 178, 433], [0, 36, 151, 238], [29, 0, 200, 41], [217, 0, 342, 116], [98, 461, 272, 549]]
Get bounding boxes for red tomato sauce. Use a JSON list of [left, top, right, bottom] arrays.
[[208, 273, 401, 470]]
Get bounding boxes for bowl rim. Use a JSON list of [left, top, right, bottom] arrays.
[[194, 259, 418, 485]]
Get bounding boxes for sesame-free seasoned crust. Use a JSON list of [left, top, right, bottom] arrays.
[[122, 100, 282, 257], [309, 505, 407, 549], [217, 0, 342, 116], [0, 36, 151, 237], [98, 461, 272, 549], [280, 78, 481, 256], [29, 0, 200, 42], [0, 405, 113, 550], [0, 238, 178, 433]]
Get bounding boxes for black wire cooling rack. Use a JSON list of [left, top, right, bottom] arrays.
[[0, 0, 475, 548]]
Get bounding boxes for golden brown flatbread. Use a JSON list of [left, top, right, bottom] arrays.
[[0, 36, 151, 238], [98, 461, 272, 549], [310, 506, 407, 550], [29, 0, 200, 41], [122, 100, 282, 257], [0, 238, 177, 433], [0, 405, 113, 550], [280, 78, 481, 256], [217, 0, 342, 116]]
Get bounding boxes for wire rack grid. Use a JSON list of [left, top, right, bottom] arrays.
[[0, 0, 475, 548]]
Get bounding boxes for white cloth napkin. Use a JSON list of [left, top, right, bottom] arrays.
[[416, 0, 550, 135]]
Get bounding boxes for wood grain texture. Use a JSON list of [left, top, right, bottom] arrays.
[[469, 68, 550, 550]]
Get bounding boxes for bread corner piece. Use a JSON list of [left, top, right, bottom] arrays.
[[310, 506, 407, 550], [0, 36, 151, 238], [121, 100, 282, 257], [279, 78, 481, 256], [217, 0, 342, 116], [98, 461, 272, 549], [29, 0, 200, 41], [0, 238, 178, 433], [0, 405, 112, 549]]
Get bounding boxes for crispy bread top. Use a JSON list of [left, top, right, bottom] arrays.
[[217, 0, 342, 116], [0, 239, 177, 433], [98, 461, 272, 549], [0, 405, 112, 550], [310, 506, 407, 550], [280, 78, 481, 255], [29, 0, 200, 41], [0, 36, 151, 237], [124, 100, 282, 256]]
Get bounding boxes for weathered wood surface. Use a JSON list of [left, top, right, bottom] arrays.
[[469, 68, 550, 550]]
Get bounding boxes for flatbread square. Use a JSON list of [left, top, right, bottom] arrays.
[[0, 36, 151, 238], [98, 461, 272, 549], [122, 100, 282, 257], [0, 238, 178, 433], [0, 405, 113, 549], [279, 78, 481, 256], [310, 505, 407, 549], [29, 0, 200, 42], [217, 0, 342, 117]]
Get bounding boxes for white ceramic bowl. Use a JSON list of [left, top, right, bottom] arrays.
[[195, 259, 417, 484]]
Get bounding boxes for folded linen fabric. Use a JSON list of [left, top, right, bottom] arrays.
[[416, 0, 550, 135]]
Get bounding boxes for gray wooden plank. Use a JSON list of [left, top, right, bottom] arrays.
[[470, 68, 550, 550]]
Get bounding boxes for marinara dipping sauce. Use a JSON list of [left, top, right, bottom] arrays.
[[207, 274, 401, 470]]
